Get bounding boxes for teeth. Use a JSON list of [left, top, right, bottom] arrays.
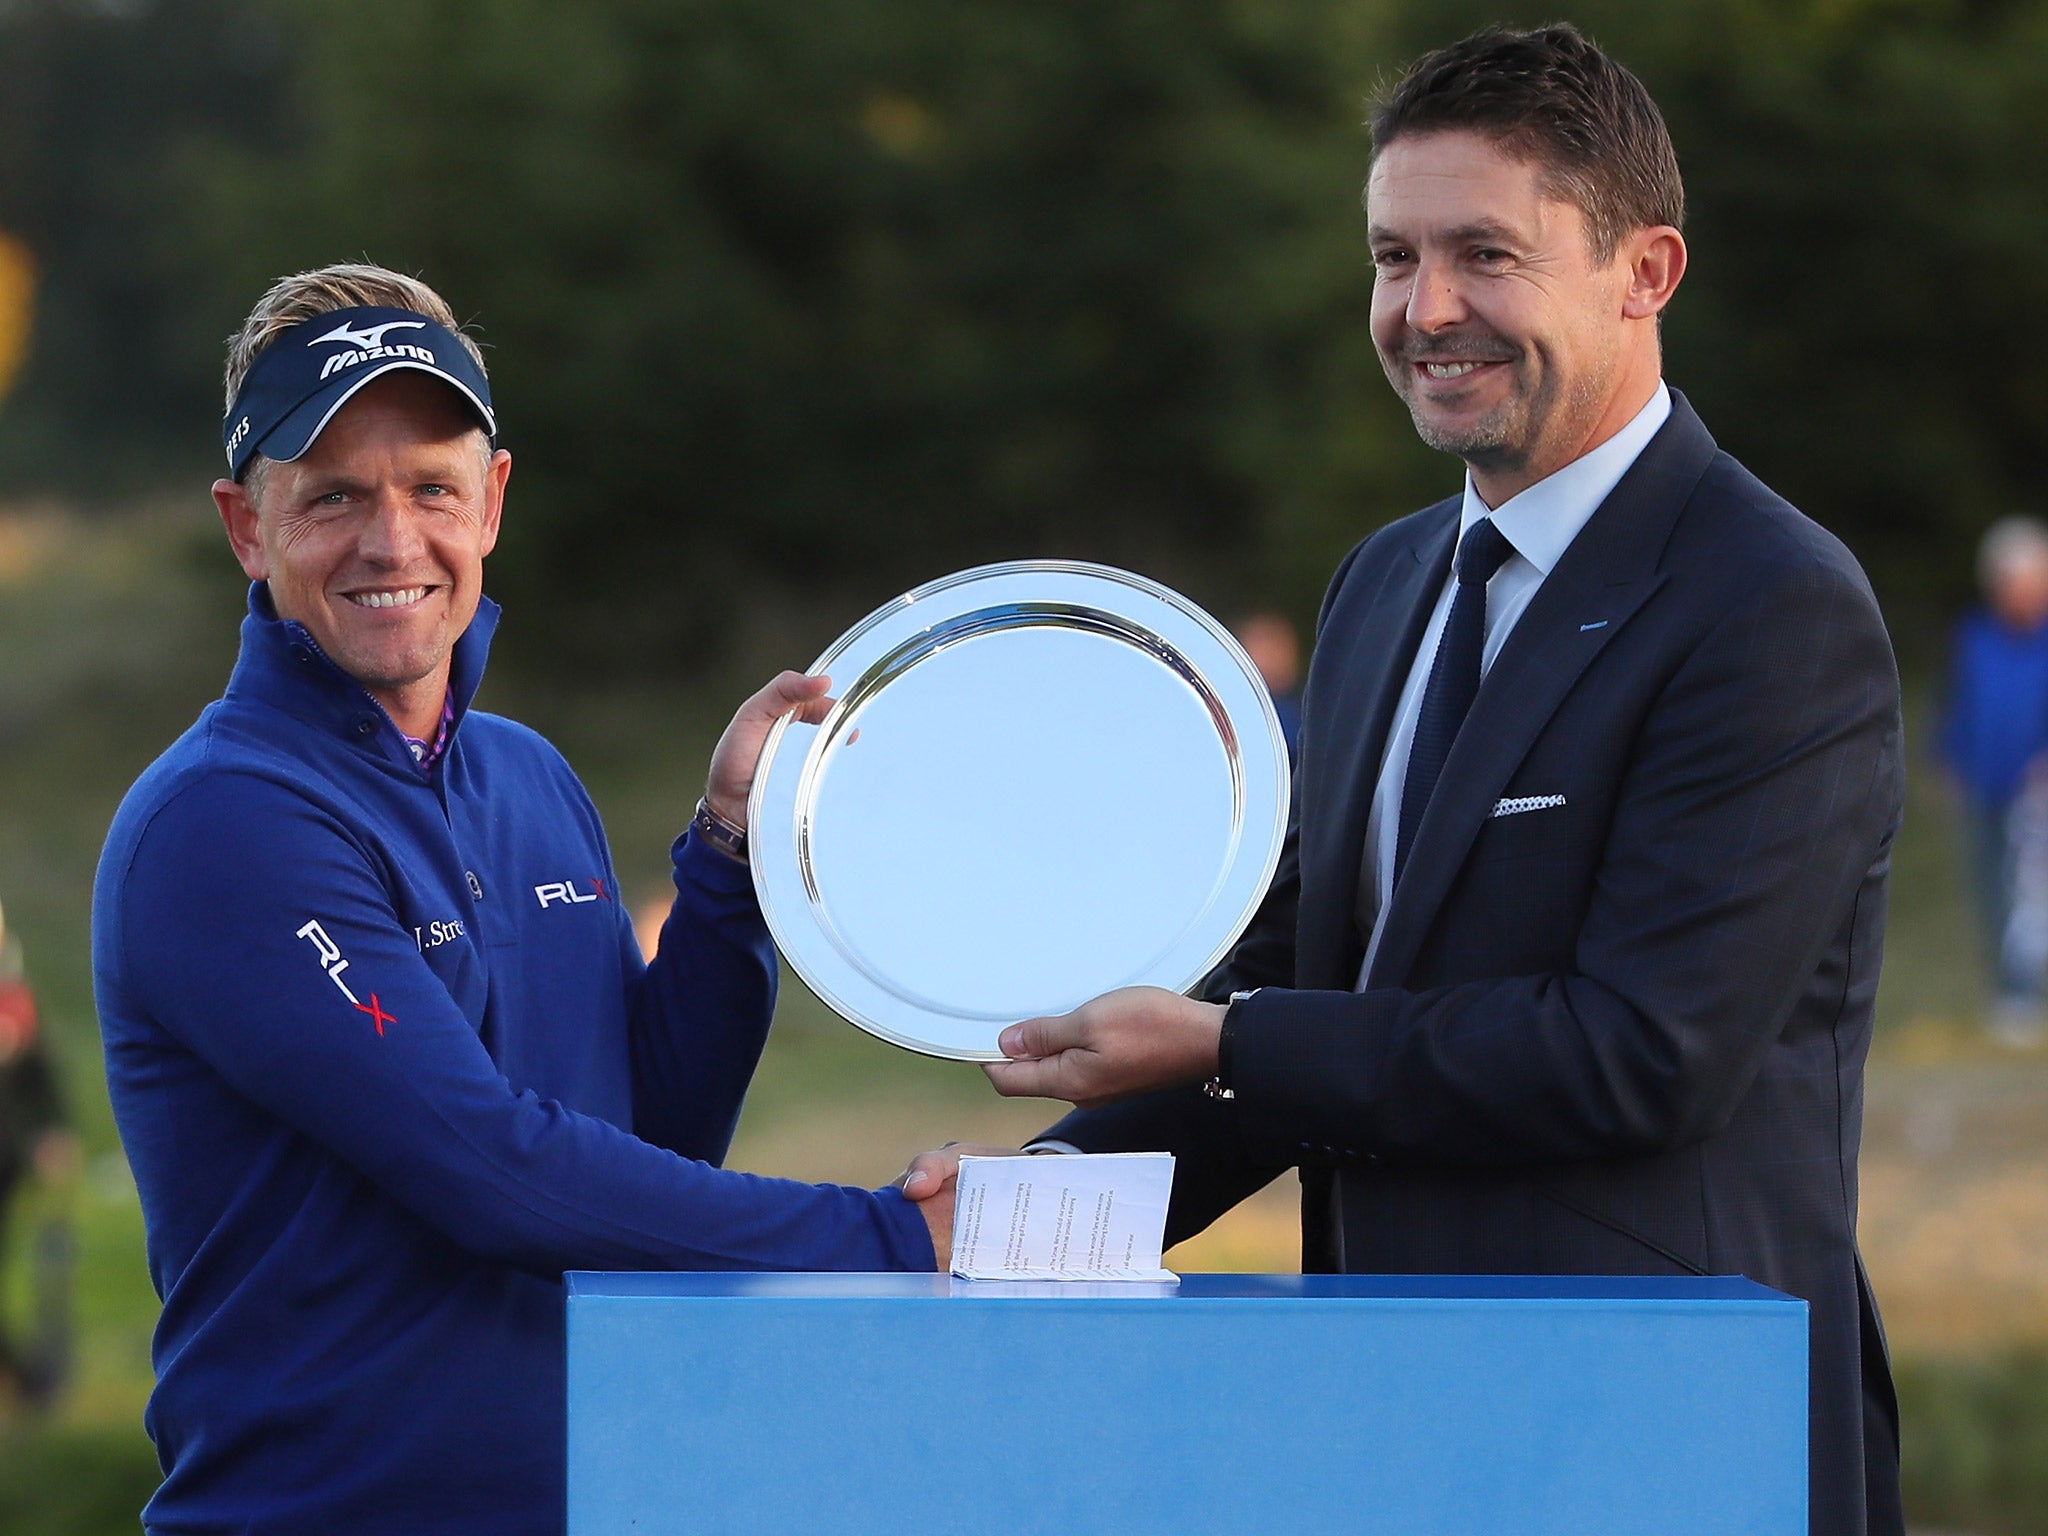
[[349, 588, 428, 609], [1422, 362, 1485, 378]]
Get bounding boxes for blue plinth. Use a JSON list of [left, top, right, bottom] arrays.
[[566, 1272, 1806, 1535]]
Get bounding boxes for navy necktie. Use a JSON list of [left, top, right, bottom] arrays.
[[1394, 517, 1515, 889]]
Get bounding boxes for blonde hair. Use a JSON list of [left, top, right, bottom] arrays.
[[222, 263, 485, 412]]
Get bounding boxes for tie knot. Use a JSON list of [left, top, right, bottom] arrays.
[[1456, 518, 1515, 586]]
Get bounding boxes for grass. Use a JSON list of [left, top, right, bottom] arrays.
[[3, 500, 2047, 1532]]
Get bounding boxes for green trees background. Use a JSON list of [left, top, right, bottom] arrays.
[[4, 0, 2046, 666]]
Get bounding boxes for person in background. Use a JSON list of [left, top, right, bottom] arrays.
[[1940, 515, 2048, 1045], [0, 898, 76, 1409], [1233, 610, 1303, 760]]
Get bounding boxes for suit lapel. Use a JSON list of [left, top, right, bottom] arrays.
[[1364, 566, 1662, 986], [1296, 504, 1457, 989], [1365, 391, 1720, 988]]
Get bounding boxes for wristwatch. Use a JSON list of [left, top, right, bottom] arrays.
[[691, 797, 749, 864], [1203, 989, 1258, 1100]]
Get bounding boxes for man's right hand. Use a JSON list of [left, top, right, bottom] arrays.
[[897, 1143, 1030, 1269], [703, 671, 836, 831]]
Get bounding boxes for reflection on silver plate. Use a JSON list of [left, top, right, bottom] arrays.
[[748, 561, 1291, 1061]]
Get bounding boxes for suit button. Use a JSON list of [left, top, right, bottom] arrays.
[[355, 718, 376, 736], [1363, 1153, 1384, 1167]]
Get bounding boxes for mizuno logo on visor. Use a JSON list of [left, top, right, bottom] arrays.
[[311, 317, 436, 381]]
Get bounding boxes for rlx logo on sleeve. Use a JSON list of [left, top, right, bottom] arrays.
[[295, 918, 397, 1035], [534, 879, 611, 909]]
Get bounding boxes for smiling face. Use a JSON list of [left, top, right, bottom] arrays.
[[1366, 129, 1682, 505], [213, 370, 511, 737]]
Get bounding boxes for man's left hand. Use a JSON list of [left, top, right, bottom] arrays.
[[983, 987, 1225, 1109], [704, 671, 835, 829]]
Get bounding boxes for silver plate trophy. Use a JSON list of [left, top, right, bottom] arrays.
[[748, 561, 1292, 1060]]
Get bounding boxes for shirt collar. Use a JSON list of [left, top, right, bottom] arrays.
[[229, 582, 499, 770], [1457, 382, 1672, 575]]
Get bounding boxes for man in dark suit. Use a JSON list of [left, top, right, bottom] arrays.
[[903, 24, 1903, 1536]]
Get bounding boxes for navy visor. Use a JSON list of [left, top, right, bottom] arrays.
[[222, 305, 497, 480]]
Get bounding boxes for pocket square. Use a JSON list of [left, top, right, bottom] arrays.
[[1491, 794, 1567, 818]]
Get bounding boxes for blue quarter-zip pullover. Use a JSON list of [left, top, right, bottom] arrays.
[[93, 586, 933, 1534]]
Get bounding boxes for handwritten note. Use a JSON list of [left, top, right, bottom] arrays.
[[949, 1153, 1176, 1282]]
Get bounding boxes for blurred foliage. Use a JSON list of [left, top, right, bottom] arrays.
[[0, 1424, 161, 1536], [1899, 1350, 2048, 1534], [0, 0, 285, 487], [5, 0, 2046, 670]]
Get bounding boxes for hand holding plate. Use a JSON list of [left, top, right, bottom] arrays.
[[705, 670, 834, 830], [984, 986, 1226, 1110]]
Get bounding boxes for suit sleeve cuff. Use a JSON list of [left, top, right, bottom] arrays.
[[1227, 987, 1380, 1167]]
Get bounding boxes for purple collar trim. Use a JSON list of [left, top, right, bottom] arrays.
[[401, 694, 457, 775]]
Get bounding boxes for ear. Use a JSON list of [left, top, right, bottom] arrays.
[[213, 478, 269, 581], [478, 448, 511, 560], [1620, 227, 1687, 320]]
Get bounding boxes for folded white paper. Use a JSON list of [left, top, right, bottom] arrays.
[[949, 1152, 1177, 1282]]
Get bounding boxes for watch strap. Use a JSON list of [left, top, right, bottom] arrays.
[[692, 797, 749, 864]]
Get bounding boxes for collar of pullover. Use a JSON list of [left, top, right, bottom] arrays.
[[224, 581, 500, 776]]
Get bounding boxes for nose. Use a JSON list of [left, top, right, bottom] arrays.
[[1404, 257, 1468, 334], [359, 488, 426, 568]]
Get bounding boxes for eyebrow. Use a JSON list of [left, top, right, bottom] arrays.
[[295, 466, 460, 501], [297, 473, 371, 499], [1367, 219, 1524, 246]]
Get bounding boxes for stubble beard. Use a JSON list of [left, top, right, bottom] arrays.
[[1392, 352, 1609, 487], [1407, 384, 1534, 474], [1380, 330, 1536, 475]]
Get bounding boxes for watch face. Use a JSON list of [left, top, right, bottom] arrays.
[[748, 560, 1291, 1060]]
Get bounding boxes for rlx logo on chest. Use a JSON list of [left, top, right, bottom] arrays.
[[534, 878, 610, 909]]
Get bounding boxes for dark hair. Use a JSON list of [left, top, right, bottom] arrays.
[[1369, 24, 1683, 259]]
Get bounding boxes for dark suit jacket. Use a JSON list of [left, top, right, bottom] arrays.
[[1048, 394, 1904, 1536]]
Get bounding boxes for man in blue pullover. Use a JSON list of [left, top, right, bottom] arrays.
[[93, 264, 947, 1535]]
